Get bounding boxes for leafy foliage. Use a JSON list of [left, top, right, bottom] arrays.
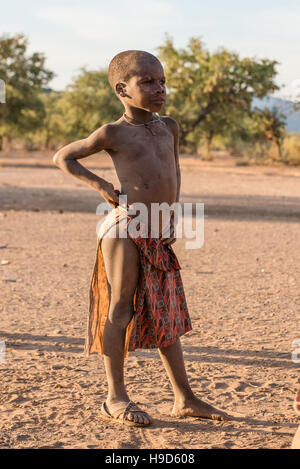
[[1, 33, 298, 164], [0, 33, 54, 147], [157, 35, 279, 149], [56, 67, 122, 140]]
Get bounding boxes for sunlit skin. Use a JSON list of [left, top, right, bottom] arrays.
[[53, 58, 230, 426], [110, 61, 178, 232]]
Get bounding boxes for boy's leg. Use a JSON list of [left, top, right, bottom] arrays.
[[159, 339, 230, 421], [101, 229, 152, 425]]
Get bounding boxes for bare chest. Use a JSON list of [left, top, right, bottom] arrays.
[[116, 123, 174, 164]]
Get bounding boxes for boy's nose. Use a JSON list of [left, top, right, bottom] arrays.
[[152, 81, 165, 93], [154, 85, 165, 94]]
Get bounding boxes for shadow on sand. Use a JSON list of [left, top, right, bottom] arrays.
[[1, 186, 300, 222], [0, 331, 298, 370]]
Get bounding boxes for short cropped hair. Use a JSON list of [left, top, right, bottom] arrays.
[[108, 50, 162, 92]]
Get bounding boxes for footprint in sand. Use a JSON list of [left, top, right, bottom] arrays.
[[47, 411, 58, 420], [234, 381, 252, 393], [16, 435, 31, 441], [214, 382, 229, 390], [8, 394, 30, 404], [220, 392, 233, 400], [137, 360, 145, 366]]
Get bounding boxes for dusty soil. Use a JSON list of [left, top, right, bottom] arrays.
[[0, 150, 299, 449]]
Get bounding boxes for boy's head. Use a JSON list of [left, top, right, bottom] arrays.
[[108, 50, 166, 112]]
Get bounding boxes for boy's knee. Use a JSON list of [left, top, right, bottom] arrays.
[[109, 300, 134, 329]]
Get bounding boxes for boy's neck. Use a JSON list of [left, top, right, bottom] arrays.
[[123, 106, 154, 125]]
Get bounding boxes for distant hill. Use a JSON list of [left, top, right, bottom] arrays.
[[252, 96, 300, 133]]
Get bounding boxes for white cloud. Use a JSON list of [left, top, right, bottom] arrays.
[[225, 6, 300, 90], [35, 0, 182, 88], [34, 1, 300, 91], [37, 1, 181, 43], [256, 6, 300, 40]]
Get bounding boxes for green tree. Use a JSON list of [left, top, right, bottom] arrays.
[[196, 107, 247, 159], [41, 90, 64, 149], [57, 67, 122, 140], [25, 90, 65, 150], [0, 33, 54, 150], [157, 35, 279, 151], [252, 107, 286, 160], [220, 107, 286, 162]]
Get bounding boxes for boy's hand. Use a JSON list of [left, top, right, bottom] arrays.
[[98, 182, 120, 208]]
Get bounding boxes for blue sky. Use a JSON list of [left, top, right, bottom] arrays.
[[2, 0, 300, 95]]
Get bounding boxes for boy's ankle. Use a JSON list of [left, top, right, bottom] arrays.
[[106, 394, 130, 405], [174, 392, 195, 407]]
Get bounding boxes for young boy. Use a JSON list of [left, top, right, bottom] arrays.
[[53, 50, 230, 427]]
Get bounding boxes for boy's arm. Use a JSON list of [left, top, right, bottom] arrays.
[[162, 116, 181, 245], [53, 124, 120, 207], [163, 116, 181, 203], [172, 119, 181, 204]]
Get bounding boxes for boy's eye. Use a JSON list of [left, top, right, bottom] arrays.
[[143, 79, 165, 85]]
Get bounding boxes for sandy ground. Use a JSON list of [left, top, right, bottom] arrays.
[[0, 150, 299, 449]]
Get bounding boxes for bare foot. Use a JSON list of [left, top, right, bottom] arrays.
[[105, 399, 153, 426], [293, 387, 300, 415], [172, 397, 231, 421]]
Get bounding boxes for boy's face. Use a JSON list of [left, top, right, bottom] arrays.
[[118, 61, 166, 113]]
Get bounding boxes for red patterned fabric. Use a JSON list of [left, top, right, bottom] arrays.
[[85, 210, 192, 357]]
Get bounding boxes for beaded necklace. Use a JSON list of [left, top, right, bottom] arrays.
[[123, 113, 163, 135]]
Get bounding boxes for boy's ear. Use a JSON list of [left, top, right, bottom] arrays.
[[116, 82, 126, 97]]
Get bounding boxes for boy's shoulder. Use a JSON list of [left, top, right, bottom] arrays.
[[90, 116, 179, 150], [160, 116, 180, 135], [96, 118, 124, 137], [89, 119, 124, 149]]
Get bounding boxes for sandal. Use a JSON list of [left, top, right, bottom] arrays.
[[101, 401, 153, 427]]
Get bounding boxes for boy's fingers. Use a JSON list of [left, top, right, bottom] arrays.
[[162, 237, 176, 245], [111, 197, 120, 207], [169, 238, 176, 245], [105, 193, 119, 207], [103, 187, 120, 206]]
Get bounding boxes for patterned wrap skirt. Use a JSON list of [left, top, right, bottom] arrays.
[[85, 205, 192, 357]]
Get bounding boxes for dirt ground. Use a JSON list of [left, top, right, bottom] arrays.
[[0, 150, 299, 449]]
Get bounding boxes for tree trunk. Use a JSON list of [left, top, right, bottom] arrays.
[[45, 128, 51, 150], [276, 139, 282, 161], [270, 139, 282, 161], [202, 132, 213, 161], [2, 136, 12, 151]]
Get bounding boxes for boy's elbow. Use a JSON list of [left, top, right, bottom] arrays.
[[53, 151, 64, 167], [53, 152, 59, 166]]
